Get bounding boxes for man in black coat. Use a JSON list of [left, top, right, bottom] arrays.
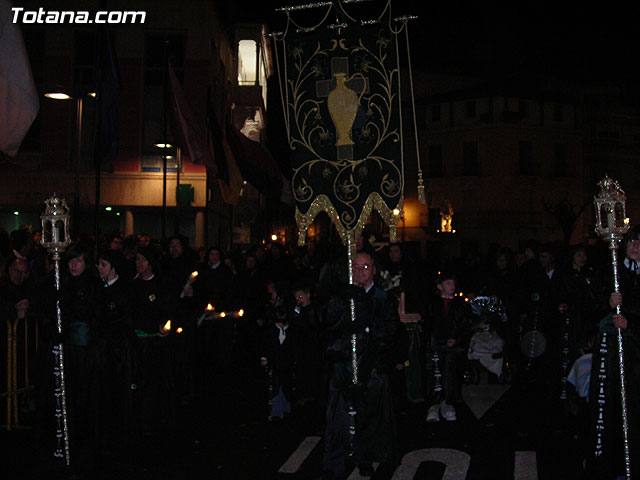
[[321, 250, 402, 479], [0, 256, 33, 324]]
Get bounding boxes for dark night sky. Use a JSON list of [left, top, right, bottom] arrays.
[[221, 1, 640, 84]]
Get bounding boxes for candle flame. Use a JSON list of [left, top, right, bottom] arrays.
[[191, 271, 199, 278], [238, 309, 244, 317], [176, 327, 183, 334], [219, 312, 226, 318], [206, 303, 214, 311], [163, 320, 171, 332]]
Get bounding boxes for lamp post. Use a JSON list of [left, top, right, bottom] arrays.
[[154, 142, 174, 239], [44, 89, 95, 236], [40, 195, 73, 466], [593, 175, 631, 479], [175, 146, 182, 234]]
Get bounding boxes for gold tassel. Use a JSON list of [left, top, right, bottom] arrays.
[[389, 224, 397, 243], [417, 172, 426, 205], [297, 229, 307, 247]]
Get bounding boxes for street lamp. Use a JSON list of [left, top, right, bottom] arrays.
[[154, 141, 183, 235], [154, 141, 176, 239], [44, 88, 95, 235]]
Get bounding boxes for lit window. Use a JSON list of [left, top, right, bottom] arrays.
[[238, 40, 257, 85]]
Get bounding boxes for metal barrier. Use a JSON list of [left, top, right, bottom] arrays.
[[0, 315, 38, 431]]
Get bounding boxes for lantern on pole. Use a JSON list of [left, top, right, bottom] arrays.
[[594, 176, 630, 243], [593, 176, 631, 479], [40, 195, 72, 466]]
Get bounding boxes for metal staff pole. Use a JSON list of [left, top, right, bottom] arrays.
[[594, 176, 631, 480], [347, 232, 358, 385], [41, 195, 73, 466], [346, 231, 358, 456], [559, 305, 571, 401]]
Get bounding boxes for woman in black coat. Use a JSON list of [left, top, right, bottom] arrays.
[[55, 244, 102, 472], [587, 226, 640, 479], [93, 249, 137, 463]]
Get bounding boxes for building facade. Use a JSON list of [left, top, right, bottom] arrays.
[[1, 0, 277, 250], [397, 72, 640, 259]]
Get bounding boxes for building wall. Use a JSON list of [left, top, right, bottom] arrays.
[[399, 75, 587, 257], [2, 0, 240, 247]]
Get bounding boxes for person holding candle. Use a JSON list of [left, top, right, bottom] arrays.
[[161, 234, 198, 408], [195, 247, 234, 375], [131, 246, 174, 437]]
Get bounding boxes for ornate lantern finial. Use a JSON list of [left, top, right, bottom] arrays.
[[594, 175, 629, 241], [40, 194, 72, 252]]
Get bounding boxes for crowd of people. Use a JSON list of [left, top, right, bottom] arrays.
[[0, 224, 638, 479]]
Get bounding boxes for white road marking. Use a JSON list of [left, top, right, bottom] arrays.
[[391, 448, 471, 480], [277, 435, 322, 473], [278, 439, 538, 479], [462, 384, 510, 420], [514, 451, 538, 480], [347, 462, 380, 479]]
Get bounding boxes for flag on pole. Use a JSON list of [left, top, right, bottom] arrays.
[[226, 122, 282, 200], [0, 0, 39, 158], [168, 65, 216, 174], [219, 134, 244, 205], [94, 25, 120, 171], [207, 106, 244, 205]]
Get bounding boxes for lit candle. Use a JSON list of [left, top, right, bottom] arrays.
[[180, 271, 199, 299], [237, 309, 244, 317], [607, 208, 615, 229], [162, 319, 171, 332], [197, 303, 215, 327], [176, 327, 183, 334]]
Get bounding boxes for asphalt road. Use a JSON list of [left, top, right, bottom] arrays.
[[2, 366, 593, 480]]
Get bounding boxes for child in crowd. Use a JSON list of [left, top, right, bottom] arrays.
[[425, 273, 472, 422]]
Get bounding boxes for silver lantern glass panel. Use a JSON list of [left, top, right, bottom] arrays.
[[40, 195, 72, 251], [594, 176, 630, 240]]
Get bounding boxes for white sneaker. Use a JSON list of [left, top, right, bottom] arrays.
[[440, 402, 456, 421], [426, 404, 440, 423]]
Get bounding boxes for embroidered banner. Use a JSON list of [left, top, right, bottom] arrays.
[[284, 21, 403, 245]]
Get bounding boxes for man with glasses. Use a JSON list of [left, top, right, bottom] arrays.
[[321, 250, 402, 479], [0, 258, 34, 424], [1, 257, 32, 322]]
